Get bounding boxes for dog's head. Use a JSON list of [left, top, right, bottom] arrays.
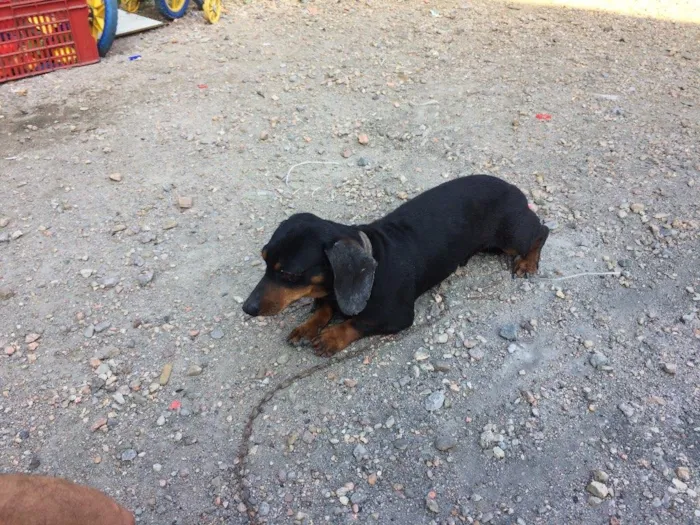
[[242, 213, 377, 317]]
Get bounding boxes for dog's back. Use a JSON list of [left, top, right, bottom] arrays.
[[0, 474, 135, 525]]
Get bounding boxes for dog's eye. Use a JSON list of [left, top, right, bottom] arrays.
[[279, 271, 301, 283]]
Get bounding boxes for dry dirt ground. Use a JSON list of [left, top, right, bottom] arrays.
[[1, 1, 699, 524]]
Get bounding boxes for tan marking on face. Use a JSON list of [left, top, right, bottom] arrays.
[[258, 283, 328, 315], [273, 261, 282, 271], [261, 249, 268, 260], [310, 274, 325, 284]]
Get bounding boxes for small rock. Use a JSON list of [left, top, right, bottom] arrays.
[[94, 320, 111, 333], [393, 438, 409, 451], [353, 444, 368, 461], [210, 327, 224, 340], [414, 349, 430, 361], [153, 463, 162, 472], [163, 220, 178, 230], [618, 402, 635, 419], [586, 481, 608, 499], [24, 333, 40, 344], [109, 173, 122, 182], [259, 130, 269, 141], [583, 340, 595, 349], [0, 287, 14, 301], [138, 270, 155, 286], [434, 360, 451, 372], [156, 415, 166, 426], [11, 230, 23, 240], [426, 497, 439, 513], [594, 470, 609, 483], [469, 348, 485, 361], [100, 275, 119, 288], [341, 148, 352, 158], [435, 435, 457, 452], [492, 446, 505, 459], [0, 217, 9, 228], [630, 203, 645, 214], [357, 133, 369, 145], [672, 478, 688, 492], [344, 378, 358, 388], [499, 324, 518, 341], [588, 496, 603, 507], [424, 391, 445, 411], [79, 269, 93, 278], [384, 416, 395, 428], [436, 333, 449, 344], [277, 353, 289, 365], [357, 157, 369, 167], [178, 196, 193, 209], [589, 351, 609, 369], [676, 467, 690, 481], [91, 418, 108, 432], [662, 362, 677, 375], [258, 502, 270, 516], [0, 232, 9, 243], [186, 364, 203, 376], [159, 363, 173, 385], [121, 449, 137, 462], [84, 325, 95, 338]]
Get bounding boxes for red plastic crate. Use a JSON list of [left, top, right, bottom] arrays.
[[0, 0, 99, 83]]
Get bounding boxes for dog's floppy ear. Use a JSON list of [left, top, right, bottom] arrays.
[[325, 233, 377, 316]]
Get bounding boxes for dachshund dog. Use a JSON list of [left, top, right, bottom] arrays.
[[242, 175, 549, 356], [0, 474, 135, 525]]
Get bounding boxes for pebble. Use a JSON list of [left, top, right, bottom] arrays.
[[210, 327, 224, 340], [436, 333, 449, 344], [507, 343, 520, 354], [593, 470, 609, 483], [94, 321, 111, 333], [138, 270, 155, 286], [0, 217, 8, 228], [662, 362, 677, 375], [469, 348, 485, 361], [79, 269, 93, 278], [83, 325, 95, 338], [357, 157, 369, 167], [353, 444, 368, 460], [492, 446, 505, 459], [186, 364, 203, 376], [676, 466, 690, 481], [589, 351, 609, 369], [109, 173, 122, 182], [157, 415, 166, 426], [0, 232, 8, 243], [0, 287, 14, 300], [435, 435, 457, 451], [499, 324, 518, 341], [91, 418, 108, 432], [100, 275, 119, 288], [258, 502, 270, 516], [277, 353, 289, 365], [618, 402, 635, 419], [414, 349, 430, 361], [11, 230, 23, 240], [586, 481, 608, 498], [153, 463, 162, 472], [434, 360, 451, 372], [672, 478, 688, 492], [357, 133, 369, 145], [344, 378, 358, 388], [121, 449, 137, 462], [393, 438, 409, 451], [424, 391, 445, 411], [159, 363, 173, 385], [385, 416, 395, 428], [426, 497, 439, 513], [178, 196, 193, 209]]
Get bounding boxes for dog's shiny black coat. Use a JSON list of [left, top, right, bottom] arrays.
[[243, 174, 549, 355]]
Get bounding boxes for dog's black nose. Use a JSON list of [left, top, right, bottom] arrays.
[[242, 299, 259, 317]]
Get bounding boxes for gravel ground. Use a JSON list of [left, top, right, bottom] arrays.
[[1, 1, 699, 524]]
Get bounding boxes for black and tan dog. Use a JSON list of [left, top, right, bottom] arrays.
[[243, 175, 549, 356]]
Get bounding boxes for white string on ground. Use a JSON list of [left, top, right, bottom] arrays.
[[285, 161, 341, 185], [538, 271, 621, 282]]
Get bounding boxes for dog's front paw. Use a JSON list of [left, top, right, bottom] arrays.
[[311, 322, 361, 357], [287, 323, 318, 346], [311, 331, 344, 357], [513, 257, 538, 278]]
